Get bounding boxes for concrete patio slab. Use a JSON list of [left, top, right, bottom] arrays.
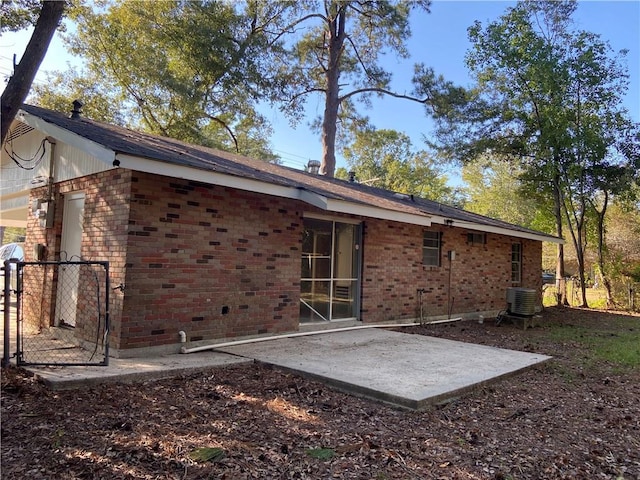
[[23, 351, 251, 390], [17, 327, 551, 410], [217, 328, 552, 410]]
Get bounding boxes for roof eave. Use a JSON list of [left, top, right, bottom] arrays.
[[17, 109, 116, 165], [115, 153, 433, 227], [429, 215, 564, 243]]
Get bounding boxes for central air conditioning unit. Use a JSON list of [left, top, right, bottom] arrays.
[[506, 287, 537, 317]]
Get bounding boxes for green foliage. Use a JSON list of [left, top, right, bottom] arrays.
[[188, 446, 225, 463], [342, 127, 454, 203], [461, 155, 550, 230], [602, 202, 640, 306], [31, 67, 129, 125], [428, 0, 638, 307], [305, 447, 335, 460], [34, 0, 296, 159], [0, 0, 48, 33], [1, 227, 26, 244], [283, 0, 432, 175]]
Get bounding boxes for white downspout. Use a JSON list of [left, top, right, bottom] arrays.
[[179, 318, 463, 354]]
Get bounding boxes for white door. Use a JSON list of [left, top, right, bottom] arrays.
[[55, 192, 85, 327]]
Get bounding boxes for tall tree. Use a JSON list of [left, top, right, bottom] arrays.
[[282, 0, 432, 177], [342, 127, 454, 202], [426, 0, 638, 307], [587, 127, 640, 306], [0, 0, 66, 145], [461, 155, 549, 230], [41, 0, 297, 159]]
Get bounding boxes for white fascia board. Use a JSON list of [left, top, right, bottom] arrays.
[[430, 215, 564, 244], [115, 153, 306, 200], [324, 198, 432, 226], [297, 189, 329, 210], [17, 110, 116, 165], [115, 154, 433, 226]]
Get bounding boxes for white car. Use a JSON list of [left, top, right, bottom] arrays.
[[0, 243, 24, 298]]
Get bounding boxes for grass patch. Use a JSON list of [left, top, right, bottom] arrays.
[[547, 320, 640, 368], [542, 285, 608, 308], [306, 448, 335, 460], [592, 332, 640, 367]]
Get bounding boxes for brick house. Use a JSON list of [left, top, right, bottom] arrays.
[[1, 104, 562, 357]]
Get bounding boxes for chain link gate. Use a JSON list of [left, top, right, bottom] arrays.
[[9, 260, 110, 367]]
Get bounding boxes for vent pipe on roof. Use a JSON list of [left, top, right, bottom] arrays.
[[307, 160, 320, 174], [70, 99, 84, 119], [348, 171, 356, 182]]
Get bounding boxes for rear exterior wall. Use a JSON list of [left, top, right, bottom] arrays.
[[119, 172, 303, 353], [360, 218, 542, 323], [25, 169, 543, 356], [23, 170, 130, 349]]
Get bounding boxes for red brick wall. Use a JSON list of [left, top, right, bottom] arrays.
[[22, 185, 54, 334], [120, 172, 303, 351], [23, 170, 130, 347], [360, 219, 542, 322], [24, 169, 544, 355]]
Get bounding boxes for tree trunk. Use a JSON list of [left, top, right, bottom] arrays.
[[552, 174, 567, 306], [319, 4, 346, 178], [1, 1, 65, 145], [562, 186, 589, 308], [594, 192, 614, 307], [576, 243, 588, 308]]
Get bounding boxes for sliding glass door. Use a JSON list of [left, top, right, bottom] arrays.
[[300, 218, 361, 323]]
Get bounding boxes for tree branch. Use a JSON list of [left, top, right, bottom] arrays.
[[1, 1, 65, 144], [339, 87, 427, 105], [344, 34, 375, 80], [204, 114, 239, 152], [288, 87, 327, 105]]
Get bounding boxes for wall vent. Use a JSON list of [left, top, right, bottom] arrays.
[[6, 123, 34, 142]]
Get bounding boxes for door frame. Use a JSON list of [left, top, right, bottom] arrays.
[[300, 214, 362, 323], [55, 191, 86, 327]]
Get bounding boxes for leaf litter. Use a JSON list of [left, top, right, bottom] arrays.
[[1, 306, 639, 479]]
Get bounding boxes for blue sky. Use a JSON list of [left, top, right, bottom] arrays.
[[1, 1, 638, 175]]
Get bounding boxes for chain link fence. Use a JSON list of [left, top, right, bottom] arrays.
[[10, 260, 110, 366]]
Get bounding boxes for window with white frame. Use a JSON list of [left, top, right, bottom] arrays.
[[511, 243, 522, 284], [423, 231, 441, 266]]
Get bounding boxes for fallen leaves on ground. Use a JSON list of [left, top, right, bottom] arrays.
[[2, 307, 639, 479]]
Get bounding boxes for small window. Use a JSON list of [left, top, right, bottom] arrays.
[[511, 243, 522, 284], [467, 232, 486, 245], [423, 231, 441, 266]]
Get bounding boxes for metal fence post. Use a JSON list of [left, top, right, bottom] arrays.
[[3, 260, 11, 367]]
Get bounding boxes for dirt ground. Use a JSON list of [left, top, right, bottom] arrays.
[[2, 306, 639, 479]]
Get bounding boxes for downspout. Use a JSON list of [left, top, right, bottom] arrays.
[[447, 250, 455, 319], [180, 319, 462, 355]]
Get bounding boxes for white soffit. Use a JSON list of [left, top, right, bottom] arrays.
[[115, 154, 297, 199], [323, 198, 432, 227]]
